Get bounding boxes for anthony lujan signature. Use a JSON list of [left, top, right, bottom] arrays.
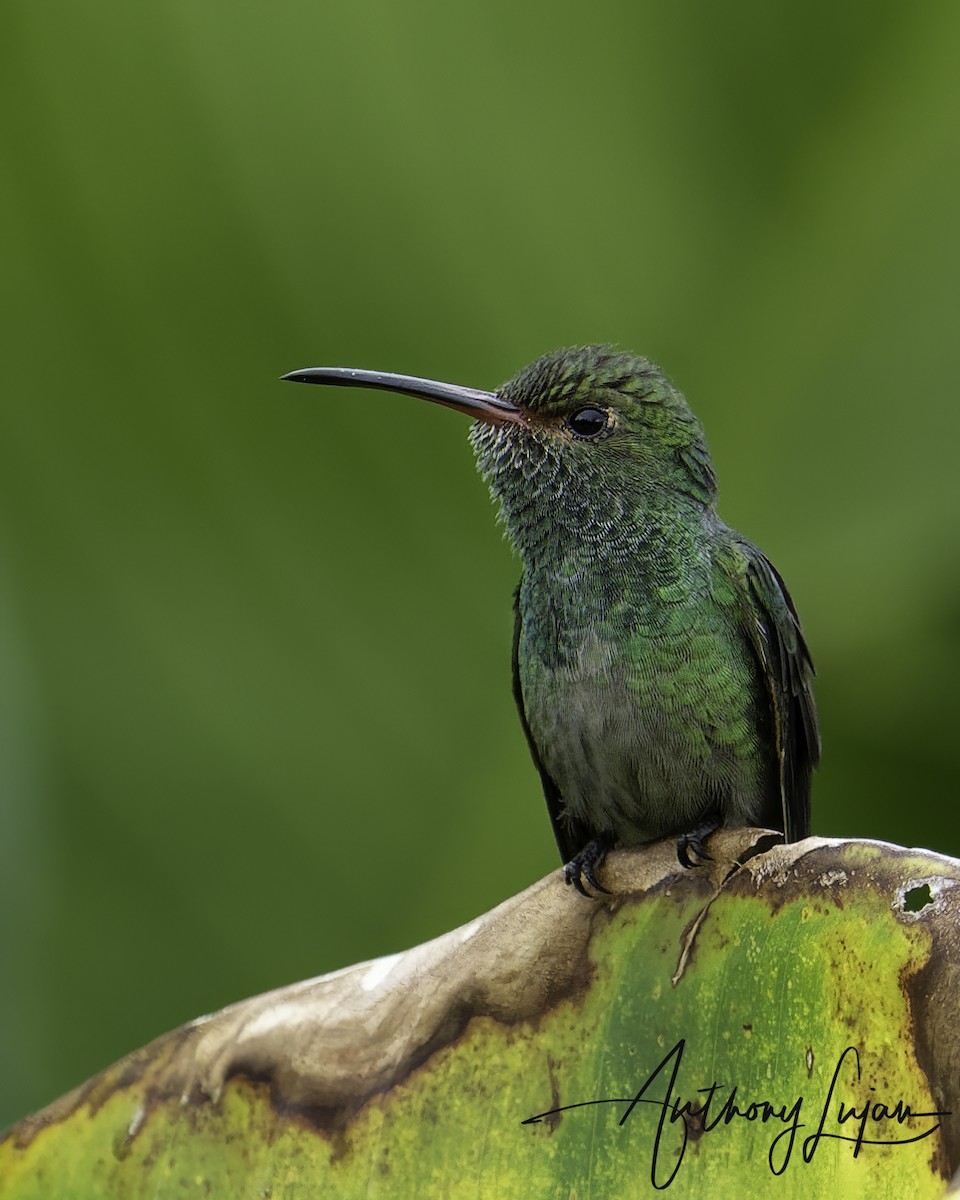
[[522, 1040, 949, 1189]]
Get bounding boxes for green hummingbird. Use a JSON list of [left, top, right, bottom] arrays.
[[283, 347, 819, 895]]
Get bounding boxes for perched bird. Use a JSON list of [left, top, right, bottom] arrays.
[[283, 347, 819, 895]]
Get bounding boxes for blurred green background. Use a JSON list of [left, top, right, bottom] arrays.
[[1, 0, 958, 1130]]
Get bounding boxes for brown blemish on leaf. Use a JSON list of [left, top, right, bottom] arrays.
[[902, 875, 960, 1180]]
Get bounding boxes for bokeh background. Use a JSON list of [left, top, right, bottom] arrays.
[[2, 1, 958, 1130]]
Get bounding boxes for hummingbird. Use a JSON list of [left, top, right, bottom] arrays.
[[283, 347, 819, 895]]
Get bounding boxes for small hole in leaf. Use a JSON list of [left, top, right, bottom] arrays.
[[903, 883, 934, 913]]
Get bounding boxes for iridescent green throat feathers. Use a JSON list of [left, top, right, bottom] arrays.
[[283, 347, 819, 895]]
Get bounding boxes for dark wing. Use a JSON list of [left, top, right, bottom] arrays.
[[512, 584, 592, 864], [726, 542, 820, 842]]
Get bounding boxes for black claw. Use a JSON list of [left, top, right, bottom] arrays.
[[677, 837, 712, 869], [676, 811, 723, 869], [563, 836, 613, 897]]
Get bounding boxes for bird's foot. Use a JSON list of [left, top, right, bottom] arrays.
[[564, 835, 614, 898], [677, 811, 723, 869]]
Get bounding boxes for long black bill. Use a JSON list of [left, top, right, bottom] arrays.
[[281, 366, 525, 426]]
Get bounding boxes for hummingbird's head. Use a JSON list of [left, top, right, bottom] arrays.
[[472, 345, 715, 496], [282, 345, 716, 555]]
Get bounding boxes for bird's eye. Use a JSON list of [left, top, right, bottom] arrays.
[[567, 406, 610, 439]]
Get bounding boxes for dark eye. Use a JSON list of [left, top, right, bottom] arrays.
[[567, 406, 609, 439]]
